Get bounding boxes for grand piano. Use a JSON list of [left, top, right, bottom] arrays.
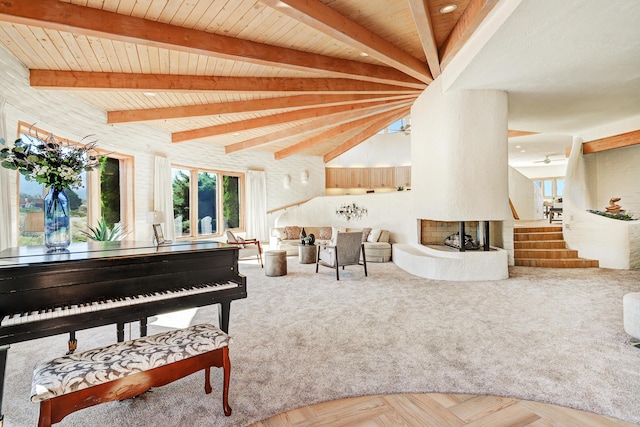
[[0, 240, 247, 425]]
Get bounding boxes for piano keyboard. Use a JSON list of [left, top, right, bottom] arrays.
[[1, 280, 239, 326]]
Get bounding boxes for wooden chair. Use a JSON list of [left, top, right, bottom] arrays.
[[316, 231, 367, 280], [226, 230, 263, 267]]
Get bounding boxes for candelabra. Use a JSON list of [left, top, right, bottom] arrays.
[[335, 203, 367, 221]]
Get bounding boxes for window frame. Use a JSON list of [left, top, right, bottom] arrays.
[[171, 164, 245, 240], [15, 121, 134, 245], [533, 176, 564, 200]]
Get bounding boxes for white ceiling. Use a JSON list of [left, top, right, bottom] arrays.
[[449, 0, 640, 167]]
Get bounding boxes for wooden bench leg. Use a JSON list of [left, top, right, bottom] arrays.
[[38, 399, 52, 427], [222, 346, 232, 416]]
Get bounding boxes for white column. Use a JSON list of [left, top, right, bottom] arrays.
[[411, 79, 511, 222]]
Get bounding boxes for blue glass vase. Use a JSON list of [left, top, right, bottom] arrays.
[[44, 187, 71, 250]]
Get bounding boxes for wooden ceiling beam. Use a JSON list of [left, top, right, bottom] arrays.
[[29, 70, 422, 95], [508, 130, 539, 138], [323, 107, 411, 163], [407, 0, 441, 78], [172, 96, 417, 143], [261, 0, 432, 84], [0, 0, 425, 89], [274, 108, 410, 160], [582, 129, 640, 155], [108, 93, 405, 124], [439, 0, 500, 69], [225, 102, 413, 154]]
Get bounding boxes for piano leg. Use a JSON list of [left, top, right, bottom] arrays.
[[67, 331, 77, 354], [219, 301, 231, 333], [117, 322, 125, 342], [140, 318, 148, 337], [0, 345, 8, 427]]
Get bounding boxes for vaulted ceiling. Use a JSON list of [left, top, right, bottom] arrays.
[[0, 0, 497, 162], [0, 1, 638, 166]]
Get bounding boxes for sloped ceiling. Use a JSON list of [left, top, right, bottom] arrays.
[[0, 0, 637, 166]]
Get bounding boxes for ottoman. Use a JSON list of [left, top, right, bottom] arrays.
[[265, 250, 287, 276], [623, 292, 640, 343]]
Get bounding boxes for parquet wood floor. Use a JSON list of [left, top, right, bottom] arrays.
[[251, 393, 637, 426]]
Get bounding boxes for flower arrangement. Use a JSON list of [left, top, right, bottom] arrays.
[[0, 129, 101, 191]]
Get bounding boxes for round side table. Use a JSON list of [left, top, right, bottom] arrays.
[[298, 244, 317, 264]]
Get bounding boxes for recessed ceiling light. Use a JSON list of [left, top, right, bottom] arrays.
[[520, 149, 526, 153], [359, 52, 369, 57], [439, 4, 457, 14], [516, 145, 521, 148], [143, 92, 157, 97]]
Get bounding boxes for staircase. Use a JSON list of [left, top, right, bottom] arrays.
[[514, 225, 599, 268]]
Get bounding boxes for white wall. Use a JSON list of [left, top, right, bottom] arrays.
[[274, 191, 415, 244], [0, 46, 326, 245], [326, 132, 411, 167], [509, 167, 543, 220], [563, 137, 640, 269]]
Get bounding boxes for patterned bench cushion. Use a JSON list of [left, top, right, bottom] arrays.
[[31, 324, 231, 403]]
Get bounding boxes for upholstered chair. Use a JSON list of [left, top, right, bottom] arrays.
[[315, 231, 367, 280]]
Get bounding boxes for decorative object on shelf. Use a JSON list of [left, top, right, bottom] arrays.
[[335, 203, 367, 221], [0, 128, 101, 250], [605, 197, 625, 214]]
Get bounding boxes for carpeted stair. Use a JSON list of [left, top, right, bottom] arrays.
[[514, 225, 599, 267]]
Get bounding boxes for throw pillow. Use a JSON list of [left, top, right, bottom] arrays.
[[331, 227, 346, 246], [367, 229, 382, 243], [284, 226, 301, 240], [361, 227, 372, 242], [318, 227, 332, 240]]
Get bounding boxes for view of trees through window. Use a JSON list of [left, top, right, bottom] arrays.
[[172, 167, 243, 238]]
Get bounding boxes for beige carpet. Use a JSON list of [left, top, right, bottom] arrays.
[[3, 260, 640, 426]]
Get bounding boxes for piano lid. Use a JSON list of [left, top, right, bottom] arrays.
[[0, 240, 236, 267]]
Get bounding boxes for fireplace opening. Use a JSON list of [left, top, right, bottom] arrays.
[[420, 220, 498, 252]]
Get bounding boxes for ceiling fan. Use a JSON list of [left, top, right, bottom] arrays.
[[389, 121, 411, 135], [533, 154, 564, 164]]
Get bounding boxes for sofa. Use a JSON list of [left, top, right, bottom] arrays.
[[269, 226, 392, 262]]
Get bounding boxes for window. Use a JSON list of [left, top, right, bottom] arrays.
[[16, 122, 133, 246], [533, 177, 564, 200], [172, 166, 244, 239]]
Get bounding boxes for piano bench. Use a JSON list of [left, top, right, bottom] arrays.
[[30, 324, 232, 427]]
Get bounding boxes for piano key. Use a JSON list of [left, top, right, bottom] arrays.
[[1, 280, 239, 326]]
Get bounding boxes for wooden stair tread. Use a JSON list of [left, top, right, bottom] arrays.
[[515, 258, 599, 268], [513, 225, 598, 269]]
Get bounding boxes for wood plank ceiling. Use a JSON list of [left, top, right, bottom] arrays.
[[0, 0, 497, 162]]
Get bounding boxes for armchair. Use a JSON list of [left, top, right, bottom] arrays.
[[315, 231, 367, 280], [226, 231, 263, 268]]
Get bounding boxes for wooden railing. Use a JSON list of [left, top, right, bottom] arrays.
[[266, 198, 313, 215]]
